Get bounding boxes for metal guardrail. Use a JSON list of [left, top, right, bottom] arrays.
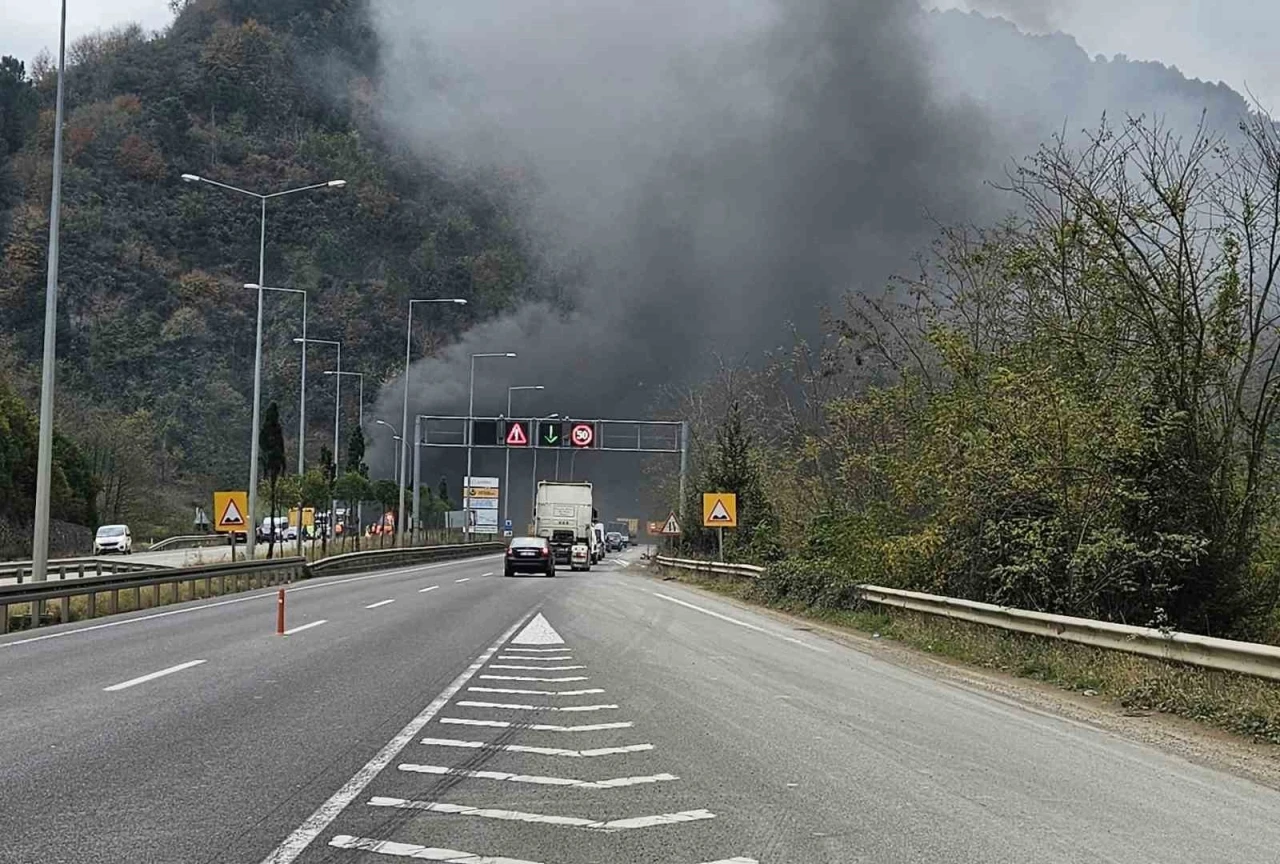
[[146, 534, 232, 552], [307, 543, 505, 578], [654, 556, 1280, 683], [0, 557, 166, 584], [0, 542, 506, 635], [0, 557, 305, 634]]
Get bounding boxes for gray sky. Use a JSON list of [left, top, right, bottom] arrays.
[[0, 1, 1276, 111]]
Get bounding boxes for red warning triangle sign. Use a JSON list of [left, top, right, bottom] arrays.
[[505, 421, 529, 446], [219, 497, 246, 527]]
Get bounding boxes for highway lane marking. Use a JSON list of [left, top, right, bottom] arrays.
[[283, 620, 327, 636], [102, 659, 206, 692], [456, 700, 618, 712], [419, 586, 439, 593], [511, 612, 564, 645], [329, 835, 542, 863], [367, 797, 713, 830], [419, 738, 654, 758], [489, 664, 585, 671], [482, 572, 494, 577], [257, 611, 533, 864], [0, 557, 502, 650], [653, 592, 830, 653], [455, 577, 471, 583], [468, 686, 605, 696], [365, 599, 396, 609], [496, 654, 572, 661], [479, 674, 589, 682], [440, 718, 633, 732], [397, 764, 679, 789], [498, 647, 570, 653]]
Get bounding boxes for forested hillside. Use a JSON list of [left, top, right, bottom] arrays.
[[0, 0, 537, 542]]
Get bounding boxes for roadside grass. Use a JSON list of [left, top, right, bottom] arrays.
[[662, 568, 1280, 745]]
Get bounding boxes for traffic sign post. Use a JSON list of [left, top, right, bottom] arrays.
[[214, 490, 248, 562], [702, 493, 737, 561]]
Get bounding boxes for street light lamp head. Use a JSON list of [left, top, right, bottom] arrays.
[[181, 173, 201, 183], [505, 353, 517, 358], [244, 283, 261, 289], [534, 385, 546, 390], [328, 180, 347, 188], [292, 337, 305, 344], [452, 298, 468, 305]]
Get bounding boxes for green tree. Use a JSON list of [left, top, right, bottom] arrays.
[[258, 401, 287, 558], [438, 476, 452, 511], [298, 467, 330, 555], [346, 426, 367, 476], [333, 470, 371, 552]]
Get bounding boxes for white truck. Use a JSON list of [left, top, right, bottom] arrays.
[[534, 481, 595, 566]]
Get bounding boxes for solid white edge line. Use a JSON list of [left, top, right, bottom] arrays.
[[0, 555, 503, 650], [365, 599, 396, 609], [102, 659, 206, 692], [256, 611, 534, 864], [282, 620, 327, 636], [653, 592, 829, 653]]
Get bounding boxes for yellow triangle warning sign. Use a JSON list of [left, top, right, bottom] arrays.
[[219, 497, 246, 527], [701, 493, 738, 528]]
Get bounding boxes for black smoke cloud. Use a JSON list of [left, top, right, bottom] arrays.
[[364, 0, 994, 521]]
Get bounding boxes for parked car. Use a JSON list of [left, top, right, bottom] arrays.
[[93, 524, 133, 555], [504, 536, 556, 577], [570, 542, 591, 571], [605, 531, 623, 552]]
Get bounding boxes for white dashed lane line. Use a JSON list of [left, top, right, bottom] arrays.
[[282, 620, 327, 636], [418, 586, 439, 594], [455, 578, 471, 583], [365, 599, 396, 610], [102, 659, 206, 692]]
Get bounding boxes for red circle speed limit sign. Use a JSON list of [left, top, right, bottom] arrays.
[[570, 422, 595, 447]]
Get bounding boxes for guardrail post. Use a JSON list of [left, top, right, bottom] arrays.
[[1, 603, 7, 634], [17, 567, 25, 585], [152, 583, 160, 608], [78, 562, 85, 580], [60, 596, 70, 624], [87, 590, 96, 620]]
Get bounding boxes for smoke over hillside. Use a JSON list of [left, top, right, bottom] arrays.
[[364, 0, 1257, 522]]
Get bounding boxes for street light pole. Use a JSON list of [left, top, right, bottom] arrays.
[[295, 337, 341, 539], [244, 284, 307, 475], [466, 352, 516, 540], [181, 174, 345, 558], [504, 385, 544, 530], [398, 298, 467, 545], [29, 0, 68, 586]]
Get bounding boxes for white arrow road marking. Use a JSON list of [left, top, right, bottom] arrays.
[[439, 718, 633, 732], [479, 675, 589, 683], [511, 612, 564, 645], [396, 765, 679, 789], [419, 738, 654, 758], [257, 613, 531, 864], [282, 620, 327, 636], [368, 798, 715, 831], [328, 835, 543, 863], [456, 701, 617, 712], [488, 665, 585, 671], [103, 659, 206, 692]]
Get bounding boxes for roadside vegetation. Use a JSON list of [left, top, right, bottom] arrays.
[[658, 113, 1280, 646]]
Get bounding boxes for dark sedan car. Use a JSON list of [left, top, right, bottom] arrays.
[[504, 536, 556, 577]]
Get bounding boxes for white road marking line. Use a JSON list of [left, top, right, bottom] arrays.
[[511, 612, 564, 645], [282, 620, 327, 636], [102, 659, 206, 692], [369, 798, 714, 832], [482, 572, 494, 577], [0, 557, 502, 650], [365, 599, 396, 609], [456, 701, 618, 712], [479, 675, 588, 683], [329, 835, 543, 864], [257, 613, 532, 864], [467, 687, 605, 696], [419, 586, 440, 593], [455, 577, 471, 583], [489, 664, 584, 671], [439, 718, 633, 732], [618, 560, 630, 568], [499, 647, 569, 653], [397, 764, 678, 789], [653, 592, 830, 653], [419, 738, 654, 758], [496, 655, 572, 661]]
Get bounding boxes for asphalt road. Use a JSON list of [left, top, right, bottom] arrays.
[[4, 548, 1280, 863]]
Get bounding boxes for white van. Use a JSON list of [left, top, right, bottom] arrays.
[[94, 524, 133, 555]]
